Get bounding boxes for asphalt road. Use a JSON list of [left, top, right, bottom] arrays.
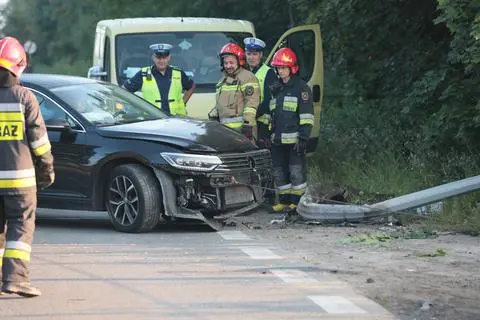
[[0, 209, 395, 320]]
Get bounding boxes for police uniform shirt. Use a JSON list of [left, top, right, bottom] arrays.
[[123, 66, 194, 113]]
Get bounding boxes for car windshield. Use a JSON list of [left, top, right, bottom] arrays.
[[116, 31, 252, 87], [51, 82, 168, 126]]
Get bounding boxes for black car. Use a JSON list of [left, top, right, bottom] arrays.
[[20, 74, 272, 233]]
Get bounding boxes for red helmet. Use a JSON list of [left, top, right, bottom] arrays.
[[219, 42, 245, 66], [0, 36, 27, 78], [271, 47, 299, 75]]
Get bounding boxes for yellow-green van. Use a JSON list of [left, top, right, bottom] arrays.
[[87, 17, 323, 152]]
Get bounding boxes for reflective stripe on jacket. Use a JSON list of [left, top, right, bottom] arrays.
[[141, 67, 186, 116], [269, 76, 314, 145], [0, 85, 53, 194], [215, 67, 260, 130]]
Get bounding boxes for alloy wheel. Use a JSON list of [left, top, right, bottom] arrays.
[[107, 175, 139, 226]]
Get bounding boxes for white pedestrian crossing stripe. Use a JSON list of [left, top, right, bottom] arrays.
[[240, 247, 282, 259], [218, 231, 252, 241], [309, 295, 368, 314], [270, 269, 319, 284]]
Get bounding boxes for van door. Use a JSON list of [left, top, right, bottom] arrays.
[[88, 26, 108, 81], [266, 24, 324, 153]]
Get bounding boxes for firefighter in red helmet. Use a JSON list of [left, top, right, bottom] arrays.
[[210, 42, 260, 141], [0, 36, 54, 297], [267, 47, 314, 213]]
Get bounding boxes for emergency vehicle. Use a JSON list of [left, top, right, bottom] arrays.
[[87, 17, 323, 152]]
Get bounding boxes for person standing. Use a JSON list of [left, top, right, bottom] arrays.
[[212, 42, 260, 141], [268, 47, 314, 212], [0, 36, 55, 297], [122, 43, 195, 116], [243, 37, 277, 149]]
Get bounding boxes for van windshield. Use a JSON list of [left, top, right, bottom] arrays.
[[116, 32, 252, 87]]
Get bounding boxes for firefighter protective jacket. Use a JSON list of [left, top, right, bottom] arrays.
[[215, 67, 260, 130], [0, 84, 53, 195], [269, 76, 314, 144]]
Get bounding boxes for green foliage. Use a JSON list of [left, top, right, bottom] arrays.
[[1, 0, 479, 233], [421, 191, 480, 235], [33, 59, 91, 76]]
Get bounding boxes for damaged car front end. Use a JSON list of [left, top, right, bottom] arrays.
[[155, 149, 273, 230]]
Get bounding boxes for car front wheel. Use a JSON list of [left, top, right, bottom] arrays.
[[105, 164, 163, 233]]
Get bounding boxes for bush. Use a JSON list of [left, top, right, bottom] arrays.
[[31, 59, 91, 77]]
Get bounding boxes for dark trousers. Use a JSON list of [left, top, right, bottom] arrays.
[[0, 193, 36, 285], [271, 144, 308, 205]]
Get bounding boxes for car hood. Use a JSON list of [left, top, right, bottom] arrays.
[[95, 118, 258, 153]]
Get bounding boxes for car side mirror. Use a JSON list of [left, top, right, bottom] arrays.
[[46, 118, 71, 131], [87, 65, 107, 81]]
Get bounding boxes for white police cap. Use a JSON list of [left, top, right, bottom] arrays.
[[243, 37, 266, 51], [149, 43, 173, 56]]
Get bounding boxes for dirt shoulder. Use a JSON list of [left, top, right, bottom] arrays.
[[227, 210, 480, 320]]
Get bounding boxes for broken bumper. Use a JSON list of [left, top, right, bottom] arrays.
[[153, 150, 273, 228]]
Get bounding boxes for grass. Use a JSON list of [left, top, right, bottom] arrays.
[[340, 233, 394, 246], [307, 140, 480, 235], [339, 228, 439, 247], [413, 248, 448, 258]]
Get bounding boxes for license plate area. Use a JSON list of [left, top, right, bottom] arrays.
[[222, 186, 254, 207]]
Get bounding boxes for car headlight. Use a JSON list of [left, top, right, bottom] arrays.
[[160, 152, 222, 172]]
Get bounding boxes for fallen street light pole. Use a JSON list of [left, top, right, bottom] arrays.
[[297, 175, 480, 222]]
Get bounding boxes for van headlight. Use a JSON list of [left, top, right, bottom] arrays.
[[161, 152, 222, 172]]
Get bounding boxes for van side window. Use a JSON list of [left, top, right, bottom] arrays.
[[280, 31, 316, 82]]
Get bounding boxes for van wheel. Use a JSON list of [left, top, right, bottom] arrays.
[[105, 164, 162, 233]]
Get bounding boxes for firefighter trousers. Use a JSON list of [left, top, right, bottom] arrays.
[[271, 144, 307, 205], [0, 193, 36, 285]]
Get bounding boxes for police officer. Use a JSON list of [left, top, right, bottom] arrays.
[[212, 42, 260, 141], [122, 43, 196, 116], [243, 37, 277, 149], [268, 48, 314, 213], [0, 36, 54, 297]]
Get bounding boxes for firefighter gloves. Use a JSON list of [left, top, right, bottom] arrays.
[[241, 123, 254, 140], [36, 164, 55, 190], [294, 138, 307, 155]]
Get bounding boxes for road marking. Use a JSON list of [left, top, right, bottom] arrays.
[[41, 244, 137, 247], [218, 231, 252, 241], [240, 247, 282, 259], [308, 295, 368, 314], [270, 269, 319, 284]]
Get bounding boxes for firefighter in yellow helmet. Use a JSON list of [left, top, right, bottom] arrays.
[[211, 42, 260, 141], [122, 43, 196, 117], [0, 36, 55, 297]]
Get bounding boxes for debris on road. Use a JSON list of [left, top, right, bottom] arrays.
[[413, 248, 448, 258]]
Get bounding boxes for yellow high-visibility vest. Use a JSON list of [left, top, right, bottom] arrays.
[[141, 67, 186, 116]]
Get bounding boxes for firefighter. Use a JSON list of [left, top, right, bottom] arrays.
[[0, 36, 54, 297], [243, 37, 277, 149], [211, 42, 260, 141], [268, 48, 314, 212], [122, 43, 196, 116]]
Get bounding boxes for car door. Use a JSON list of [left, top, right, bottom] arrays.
[[266, 24, 324, 153], [29, 89, 91, 210]]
